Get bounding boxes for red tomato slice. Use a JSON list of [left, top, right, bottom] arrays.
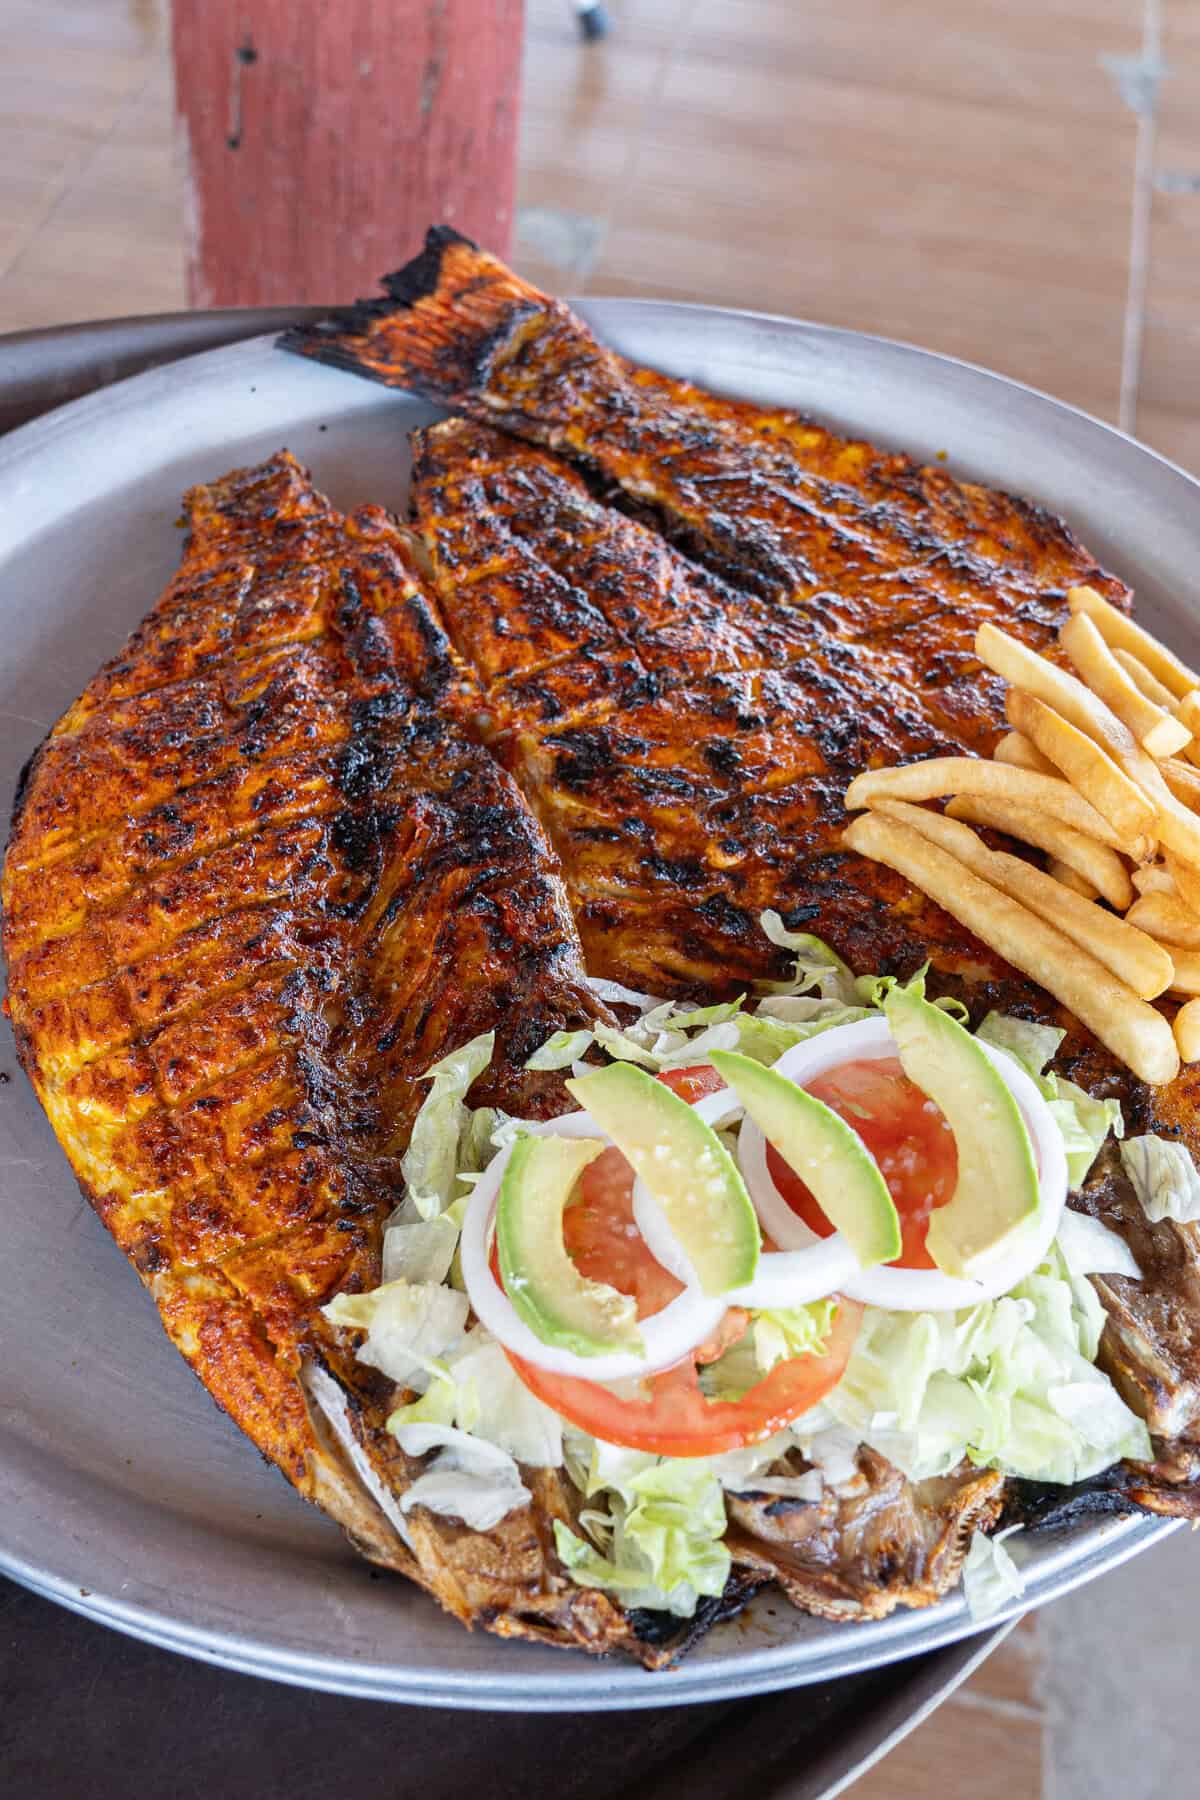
[[506, 1296, 862, 1456], [766, 1055, 957, 1270], [510, 1078, 861, 1455], [656, 1063, 728, 1104]]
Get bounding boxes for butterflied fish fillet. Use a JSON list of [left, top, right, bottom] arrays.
[[283, 232, 1200, 1517], [3, 451, 725, 1664]]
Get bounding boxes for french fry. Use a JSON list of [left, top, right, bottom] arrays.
[[1131, 864, 1177, 897], [1127, 892, 1200, 950], [1174, 997, 1200, 1063], [1060, 611, 1192, 757], [976, 621, 1142, 762], [1161, 759, 1200, 809], [1006, 688, 1158, 843], [1176, 691, 1200, 739], [1115, 647, 1177, 710], [993, 730, 1057, 775], [1067, 585, 1200, 701], [1169, 948, 1200, 997], [975, 626, 1200, 867], [844, 758, 1128, 847], [944, 794, 1134, 909], [1048, 858, 1100, 899], [842, 810, 1179, 1085], [1165, 851, 1200, 918], [874, 801, 1173, 999]]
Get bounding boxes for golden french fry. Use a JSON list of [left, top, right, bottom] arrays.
[[1127, 892, 1200, 950], [1131, 864, 1177, 897], [1169, 948, 1200, 996], [993, 730, 1057, 775], [944, 794, 1135, 908], [1176, 691, 1200, 738], [1115, 647, 1177, 710], [843, 757, 1128, 847], [1067, 585, 1200, 701], [874, 801, 1173, 999], [975, 627, 1200, 867], [1006, 689, 1158, 842], [976, 621, 1141, 763], [1048, 858, 1100, 899], [1174, 997, 1200, 1063], [1165, 851, 1200, 918], [842, 810, 1180, 1084], [1060, 611, 1192, 758], [1162, 758, 1200, 807]]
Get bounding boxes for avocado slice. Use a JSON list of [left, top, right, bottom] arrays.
[[495, 1133, 643, 1356], [708, 1049, 902, 1267], [884, 986, 1039, 1277], [565, 1062, 760, 1294]]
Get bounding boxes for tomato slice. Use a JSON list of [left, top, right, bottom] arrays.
[[656, 1063, 728, 1105], [506, 1296, 862, 1456], [512, 1080, 861, 1454], [562, 1144, 683, 1319], [767, 1055, 957, 1270]]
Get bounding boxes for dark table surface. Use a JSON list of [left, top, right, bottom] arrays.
[[0, 310, 1004, 1800]]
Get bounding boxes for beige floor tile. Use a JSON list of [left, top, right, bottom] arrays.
[[681, 0, 1139, 118], [1134, 0, 1200, 471], [846, 1691, 1043, 1799]]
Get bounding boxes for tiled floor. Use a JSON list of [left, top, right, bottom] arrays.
[[2, 3, 1199, 1796], [2, 0, 1199, 473]]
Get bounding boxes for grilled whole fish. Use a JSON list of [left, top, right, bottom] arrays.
[[283, 230, 1200, 1516], [2, 447, 1007, 1654], [3, 451, 718, 1664]]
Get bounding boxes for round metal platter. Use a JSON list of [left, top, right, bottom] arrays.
[[0, 302, 1187, 1708]]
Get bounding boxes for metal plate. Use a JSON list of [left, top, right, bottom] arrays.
[[0, 303, 1187, 1708]]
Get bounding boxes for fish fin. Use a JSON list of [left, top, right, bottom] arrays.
[[278, 224, 558, 405]]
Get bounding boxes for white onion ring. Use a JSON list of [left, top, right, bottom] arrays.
[[631, 1178, 858, 1307], [459, 1110, 727, 1380], [737, 1016, 1070, 1311]]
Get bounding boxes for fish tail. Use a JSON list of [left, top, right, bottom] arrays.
[[279, 225, 561, 406]]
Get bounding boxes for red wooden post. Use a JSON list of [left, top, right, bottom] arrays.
[[171, 1, 525, 308]]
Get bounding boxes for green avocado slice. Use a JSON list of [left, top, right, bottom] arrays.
[[495, 1133, 643, 1356], [884, 986, 1040, 1277], [565, 1062, 760, 1295], [708, 1049, 902, 1267]]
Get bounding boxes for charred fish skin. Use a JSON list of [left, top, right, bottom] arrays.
[[1, 449, 694, 1665], [288, 240, 1200, 1523], [410, 414, 984, 995]]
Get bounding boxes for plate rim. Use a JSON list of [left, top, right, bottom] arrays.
[[0, 300, 1192, 1707]]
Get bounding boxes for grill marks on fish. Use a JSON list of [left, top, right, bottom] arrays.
[[283, 235, 1200, 1549], [3, 450, 684, 1663], [409, 416, 1040, 997]]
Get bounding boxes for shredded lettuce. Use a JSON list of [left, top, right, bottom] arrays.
[[525, 1029, 595, 1072], [382, 1216, 459, 1286], [554, 1462, 731, 1617], [1056, 1207, 1141, 1281], [975, 1013, 1065, 1080], [1120, 1134, 1200, 1225], [962, 1525, 1026, 1622], [586, 976, 667, 1013], [758, 911, 858, 1003], [387, 1327, 564, 1467], [323, 1281, 468, 1388], [977, 1011, 1122, 1187], [391, 1423, 532, 1531], [753, 1299, 838, 1374], [805, 1249, 1151, 1485], [400, 1030, 495, 1220]]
